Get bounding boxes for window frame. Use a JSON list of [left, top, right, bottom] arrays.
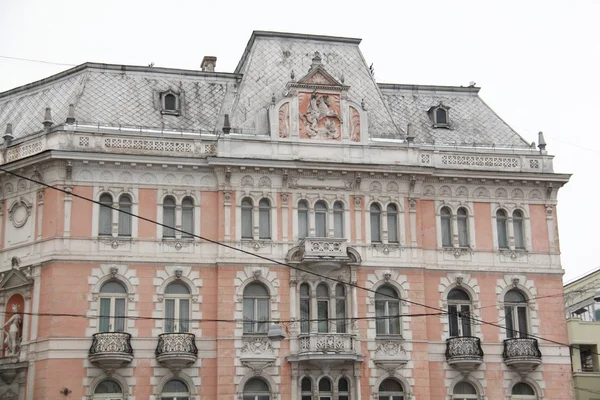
[[333, 201, 345, 239], [117, 194, 132, 237], [99, 193, 114, 236], [375, 285, 402, 336], [378, 378, 405, 400], [181, 196, 194, 238], [162, 196, 177, 238], [370, 203, 382, 243], [161, 379, 190, 400], [512, 209, 525, 250], [386, 204, 399, 244], [440, 206, 453, 247], [451, 381, 479, 400], [241, 197, 254, 240], [504, 289, 530, 339], [242, 378, 271, 400], [164, 282, 192, 333], [98, 280, 128, 333], [298, 200, 309, 239], [447, 288, 472, 338], [314, 201, 328, 238], [457, 207, 469, 248], [93, 379, 124, 400], [496, 209, 509, 249], [259, 198, 272, 240], [510, 382, 537, 400], [432, 104, 450, 128], [160, 90, 181, 116], [243, 282, 270, 335]]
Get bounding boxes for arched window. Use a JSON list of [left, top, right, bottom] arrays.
[[162, 379, 189, 400], [298, 200, 309, 239], [335, 284, 347, 333], [99, 193, 113, 236], [301, 377, 313, 400], [435, 107, 448, 125], [457, 207, 469, 247], [387, 204, 399, 243], [259, 199, 271, 239], [448, 288, 472, 337], [118, 195, 132, 237], [243, 283, 269, 334], [315, 201, 328, 237], [379, 378, 405, 400], [181, 197, 194, 238], [370, 204, 382, 243], [511, 382, 537, 400], [243, 378, 271, 400], [317, 284, 330, 333], [505, 289, 529, 338], [513, 210, 525, 249], [318, 377, 332, 400], [163, 196, 176, 238], [241, 198, 253, 239], [99, 281, 127, 332], [164, 94, 177, 111], [496, 210, 508, 249], [452, 381, 478, 400], [300, 283, 311, 334], [164, 282, 191, 333], [375, 285, 401, 336], [334, 201, 344, 238], [338, 377, 350, 400], [93, 379, 123, 400], [441, 206, 452, 247]]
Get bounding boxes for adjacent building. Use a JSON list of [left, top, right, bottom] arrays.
[[565, 268, 600, 400], [0, 31, 574, 400]]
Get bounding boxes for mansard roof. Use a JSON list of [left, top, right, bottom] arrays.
[[0, 30, 530, 148]]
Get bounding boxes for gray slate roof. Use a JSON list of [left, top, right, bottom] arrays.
[[0, 31, 530, 148], [380, 84, 530, 148], [0, 65, 234, 140]]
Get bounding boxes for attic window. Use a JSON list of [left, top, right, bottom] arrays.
[[431, 103, 450, 128], [161, 91, 181, 116]]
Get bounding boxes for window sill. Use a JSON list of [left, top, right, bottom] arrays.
[[161, 109, 181, 116]]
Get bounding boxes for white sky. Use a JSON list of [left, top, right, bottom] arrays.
[[0, 0, 598, 282]]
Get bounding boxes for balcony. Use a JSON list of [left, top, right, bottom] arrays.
[[301, 238, 349, 260], [240, 336, 277, 373], [88, 332, 133, 373], [445, 336, 484, 374], [155, 333, 198, 371], [288, 334, 363, 368], [503, 338, 542, 373]]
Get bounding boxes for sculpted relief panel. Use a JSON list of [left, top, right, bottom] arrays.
[[349, 106, 361, 142], [299, 91, 341, 140]]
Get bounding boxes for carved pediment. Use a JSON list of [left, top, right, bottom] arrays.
[[0, 268, 32, 292], [296, 67, 347, 89]]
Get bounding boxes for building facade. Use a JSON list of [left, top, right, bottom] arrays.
[[0, 31, 573, 400], [564, 268, 600, 400]]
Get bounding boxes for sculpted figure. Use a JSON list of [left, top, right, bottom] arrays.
[[3, 304, 22, 356]]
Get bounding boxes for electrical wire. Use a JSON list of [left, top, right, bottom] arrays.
[[0, 166, 595, 357], [0, 55, 77, 67]]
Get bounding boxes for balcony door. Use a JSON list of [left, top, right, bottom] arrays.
[[164, 282, 191, 333], [99, 281, 127, 333]]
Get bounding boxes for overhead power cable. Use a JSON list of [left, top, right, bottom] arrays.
[[0, 166, 590, 356]]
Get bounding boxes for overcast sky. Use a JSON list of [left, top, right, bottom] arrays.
[[0, 0, 597, 282]]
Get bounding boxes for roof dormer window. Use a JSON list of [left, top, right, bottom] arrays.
[[430, 103, 450, 128], [160, 90, 181, 116]]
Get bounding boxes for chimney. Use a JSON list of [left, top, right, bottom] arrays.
[[201, 56, 217, 72]]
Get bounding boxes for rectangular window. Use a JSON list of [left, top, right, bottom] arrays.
[[448, 304, 459, 337], [165, 299, 175, 333], [514, 220, 525, 249], [317, 300, 329, 333], [99, 207, 112, 236], [441, 218, 452, 247], [460, 305, 472, 336], [315, 213, 327, 237], [505, 306, 514, 338], [580, 347, 595, 372], [457, 218, 468, 247], [388, 301, 400, 335], [334, 212, 344, 238], [179, 299, 190, 333], [497, 219, 508, 248], [300, 298, 310, 333], [257, 298, 269, 334], [114, 298, 125, 332], [375, 301, 386, 334], [299, 211, 308, 239], [163, 210, 176, 238], [242, 208, 253, 239], [336, 299, 346, 333], [118, 207, 132, 237], [99, 298, 111, 332], [388, 213, 398, 243], [182, 207, 193, 238], [243, 298, 255, 333], [371, 213, 381, 242], [259, 208, 270, 239]]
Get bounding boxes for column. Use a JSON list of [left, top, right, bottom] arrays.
[[409, 198, 418, 258], [224, 191, 232, 241]]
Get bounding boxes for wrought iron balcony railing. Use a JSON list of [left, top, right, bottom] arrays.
[[503, 338, 542, 359], [155, 333, 198, 357], [89, 332, 133, 356], [445, 336, 484, 359], [88, 332, 134, 372]]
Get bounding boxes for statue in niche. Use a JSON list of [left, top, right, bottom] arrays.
[[299, 91, 341, 140], [3, 304, 22, 357]]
